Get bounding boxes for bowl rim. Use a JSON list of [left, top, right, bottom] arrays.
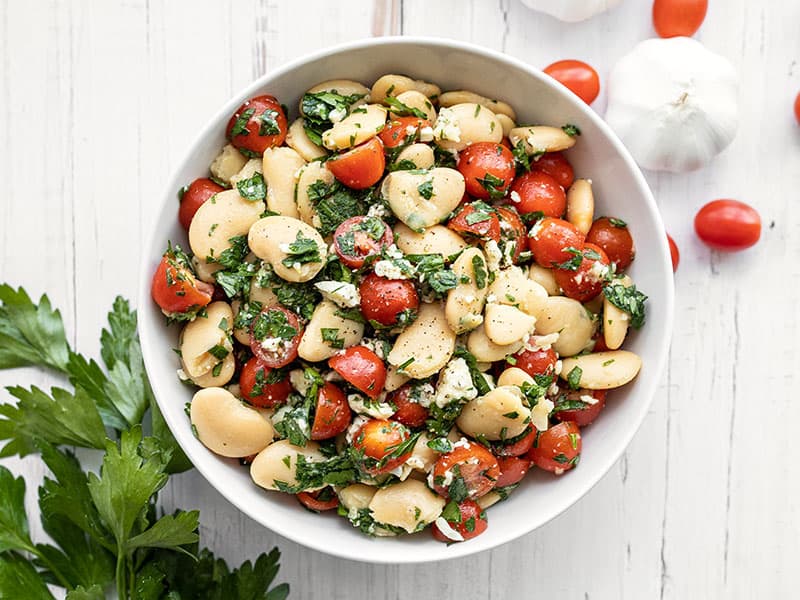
[[138, 35, 674, 563]]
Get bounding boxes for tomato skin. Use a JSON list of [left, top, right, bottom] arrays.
[[667, 233, 680, 272], [358, 273, 420, 326], [509, 171, 567, 218], [239, 358, 292, 408], [457, 142, 516, 200], [431, 499, 488, 542], [514, 347, 558, 379], [326, 138, 386, 190], [653, 0, 708, 38], [151, 253, 214, 315], [528, 422, 582, 474], [379, 116, 431, 148], [494, 426, 537, 457], [495, 456, 531, 488], [352, 419, 412, 476], [694, 199, 761, 252], [388, 384, 430, 428], [431, 442, 500, 500], [528, 217, 585, 267], [297, 489, 339, 512], [553, 243, 610, 302], [553, 390, 606, 427], [249, 306, 303, 369], [586, 217, 636, 270], [311, 382, 351, 441], [795, 92, 800, 125], [333, 216, 393, 269], [543, 60, 601, 105], [495, 206, 528, 262], [328, 346, 387, 399], [532, 152, 575, 189], [178, 178, 224, 230], [448, 203, 501, 242], [226, 95, 287, 155]]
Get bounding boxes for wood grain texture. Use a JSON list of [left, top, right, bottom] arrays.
[[1, 1, 798, 598]]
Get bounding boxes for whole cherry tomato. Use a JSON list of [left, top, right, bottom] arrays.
[[326, 138, 386, 190], [358, 273, 419, 326], [388, 384, 430, 428], [296, 488, 339, 512], [178, 178, 224, 230], [239, 357, 291, 408], [553, 390, 606, 427], [431, 442, 500, 500], [448, 202, 501, 242], [151, 249, 214, 315], [553, 243, 610, 302], [586, 217, 636, 270], [494, 456, 531, 488], [509, 171, 567, 218], [652, 0, 708, 38], [333, 216, 393, 269], [532, 152, 575, 189], [667, 233, 680, 272], [352, 419, 412, 476], [543, 60, 601, 105], [527, 421, 582, 474], [431, 499, 488, 543], [457, 142, 516, 200], [310, 382, 351, 440], [495, 206, 528, 263], [528, 217, 585, 267], [513, 347, 558, 380], [249, 306, 302, 368], [328, 346, 387, 399], [694, 199, 761, 252], [226, 95, 287, 156], [379, 116, 431, 148]]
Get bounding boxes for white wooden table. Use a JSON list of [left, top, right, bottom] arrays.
[[2, 1, 798, 597]]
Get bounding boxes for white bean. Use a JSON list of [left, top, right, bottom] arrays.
[[338, 483, 377, 510], [393, 223, 467, 256], [476, 490, 503, 510], [528, 264, 561, 296], [438, 90, 516, 120], [394, 143, 435, 170], [250, 439, 324, 491], [229, 157, 262, 186], [179, 301, 233, 379], [566, 179, 594, 235], [368, 479, 445, 533], [433, 103, 503, 151], [190, 387, 274, 457], [297, 300, 364, 362], [188, 189, 264, 265], [305, 79, 370, 102], [446, 247, 489, 334], [382, 167, 465, 231], [488, 266, 548, 317], [496, 113, 516, 138], [509, 126, 576, 155], [189, 353, 235, 388], [535, 296, 596, 357], [603, 275, 633, 350], [391, 90, 437, 121], [496, 367, 534, 388], [262, 146, 305, 219], [285, 118, 328, 161], [467, 322, 524, 363], [371, 74, 442, 104], [559, 350, 642, 390], [322, 104, 387, 151], [209, 143, 247, 185], [295, 160, 333, 227], [384, 364, 410, 392], [387, 302, 456, 379], [484, 303, 536, 346], [192, 255, 222, 284], [456, 386, 530, 441], [248, 216, 327, 283]]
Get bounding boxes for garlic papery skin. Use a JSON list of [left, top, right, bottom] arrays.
[[605, 37, 740, 173], [519, 0, 624, 23]]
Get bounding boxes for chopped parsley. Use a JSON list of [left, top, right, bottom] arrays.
[[603, 281, 648, 329], [235, 171, 266, 201], [417, 179, 435, 200], [384, 97, 428, 119], [475, 173, 507, 201], [281, 231, 322, 268], [258, 109, 281, 136], [464, 201, 495, 225], [251, 308, 297, 342], [566, 366, 583, 390], [512, 141, 531, 172], [307, 179, 367, 236], [321, 327, 345, 349], [471, 255, 487, 289], [229, 107, 255, 138], [562, 123, 581, 137], [301, 90, 366, 145]]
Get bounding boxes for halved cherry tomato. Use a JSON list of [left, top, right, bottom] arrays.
[[326, 138, 386, 190], [333, 216, 393, 269], [653, 0, 708, 38], [667, 233, 680, 272], [532, 152, 575, 189], [543, 60, 601, 105], [513, 347, 557, 379], [249, 306, 302, 368], [496, 206, 528, 263], [311, 382, 351, 440], [586, 217, 635, 270], [527, 421, 582, 474], [352, 419, 412, 476], [694, 199, 761, 252], [592, 334, 610, 352], [553, 390, 606, 427], [151, 249, 214, 315], [431, 442, 500, 500], [359, 273, 419, 326], [226, 95, 287, 156], [239, 357, 292, 408], [795, 92, 800, 125], [297, 488, 339, 512], [178, 178, 224, 230], [448, 202, 501, 242], [388, 384, 429, 428], [379, 116, 431, 149], [495, 456, 531, 488], [554, 243, 610, 302], [528, 217, 585, 267], [328, 346, 387, 399], [493, 426, 537, 457], [457, 142, 516, 200], [431, 499, 488, 543], [509, 171, 567, 218]]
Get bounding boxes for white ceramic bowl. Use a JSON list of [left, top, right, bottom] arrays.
[[138, 37, 674, 563]]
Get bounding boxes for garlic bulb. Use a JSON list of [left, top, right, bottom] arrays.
[[605, 37, 739, 173], [519, 0, 623, 23]]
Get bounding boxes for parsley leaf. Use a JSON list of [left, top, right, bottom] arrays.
[[417, 179, 435, 200], [0, 554, 55, 600], [281, 231, 322, 268], [566, 366, 583, 390], [229, 108, 255, 138], [475, 173, 507, 200], [512, 141, 531, 172], [236, 171, 267, 202], [562, 123, 581, 137], [0, 466, 36, 554], [307, 179, 367, 236], [603, 281, 648, 329], [384, 97, 428, 119], [471, 255, 487, 289]]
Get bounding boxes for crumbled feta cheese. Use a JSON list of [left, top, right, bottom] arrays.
[[405, 125, 419, 136], [345, 415, 370, 444], [374, 259, 410, 280], [510, 190, 522, 204], [486, 293, 498, 304], [529, 219, 545, 239], [406, 455, 426, 470], [580, 394, 599, 406], [366, 203, 390, 218], [530, 398, 554, 432], [452, 437, 471, 450], [526, 332, 560, 352], [348, 394, 395, 419], [501, 240, 516, 266], [526, 134, 545, 154], [329, 106, 347, 123], [432, 107, 461, 142], [385, 244, 404, 260], [314, 280, 361, 308], [434, 358, 479, 408], [554, 467, 565, 476], [360, 337, 389, 360], [279, 243, 292, 253], [176, 368, 189, 382], [289, 369, 310, 394], [547, 380, 560, 396], [260, 337, 283, 353], [585, 260, 610, 283], [419, 126, 434, 142], [555, 360, 563, 375], [434, 517, 465, 542], [428, 467, 454, 489], [409, 382, 436, 408], [484, 240, 502, 271], [324, 370, 344, 382]]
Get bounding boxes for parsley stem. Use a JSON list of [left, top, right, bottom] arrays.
[[116, 547, 126, 600], [29, 545, 73, 591]]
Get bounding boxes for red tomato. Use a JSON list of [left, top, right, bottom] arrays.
[[494, 427, 537, 457], [586, 217, 636, 270], [543, 60, 601, 105], [795, 92, 800, 125], [694, 199, 761, 252], [528, 217, 585, 267], [178, 178, 224, 230], [532, 152, 575, 189], [553, 243, 610, 302], [379, 116, 431, 148], [431, 499, 488, 543], [448, 202, 501, 242], [553, 390, 606, 427], [239, 358, 291, 408], [359, 273, 419, 326], [431, 442, 500, 500], [388, 384, 430, 428], [592, 334, 610, 353], [326, 138, 386, 190], [653, 0, 708, 38], [328, 346, 387, 399], [457, 142, 516, 200], [249, 306, 302, 368], [509, 171, 567, 218], [496, 206, 528, 262], [513, 347, 557, 379], [667, 233, 680, 272], [297, 489, 339, 512], [352, 419, 412, 476], [311, 382, 351, 440], [528, 422, 582, 474], [333, 216, 393, 269], [151, 250, 214, 315], [495, 456, 531, 488], [226, 95, 287, 156]]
